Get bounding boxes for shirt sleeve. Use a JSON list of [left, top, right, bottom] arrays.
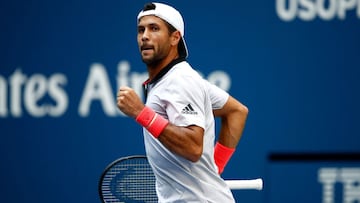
[[205, 80, 229, 110], [159, 75, 206, 129]]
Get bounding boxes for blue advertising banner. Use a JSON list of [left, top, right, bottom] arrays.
[[1, 0, 360, 202], [267, 153, 360, 203]]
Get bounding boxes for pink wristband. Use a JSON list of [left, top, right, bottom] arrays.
[[136, 106, 169, 138], [214, 142, 235, 174], [136, 106, 156, 127]]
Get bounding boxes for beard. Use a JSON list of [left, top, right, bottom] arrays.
[[140, 43, 170, 67], [141, 53, 163, 67]]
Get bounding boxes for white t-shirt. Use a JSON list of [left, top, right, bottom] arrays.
[[143, 60, 234, 203]]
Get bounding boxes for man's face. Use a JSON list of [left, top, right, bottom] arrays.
[[137, 15, 172, 66]]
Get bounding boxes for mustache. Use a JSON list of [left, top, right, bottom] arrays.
[[140, 44, 154, 51]]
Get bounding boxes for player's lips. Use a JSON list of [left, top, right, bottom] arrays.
[[141, 45, 154, 52]]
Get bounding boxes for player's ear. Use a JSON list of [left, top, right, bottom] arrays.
[[170, 31, 181, 46]]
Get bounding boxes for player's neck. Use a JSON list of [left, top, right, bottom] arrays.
[[147, 52, 179, 81]]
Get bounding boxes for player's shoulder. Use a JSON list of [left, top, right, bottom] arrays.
[[160, 62, 205, 91], [168, 61, 202, 80]]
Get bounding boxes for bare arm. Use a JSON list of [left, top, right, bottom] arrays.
[[213, 96, 248, 148], [117, 86, 203, 162], [158, 124, 203, 162]]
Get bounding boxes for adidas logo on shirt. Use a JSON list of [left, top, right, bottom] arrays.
[[181, 104, 198, 115]]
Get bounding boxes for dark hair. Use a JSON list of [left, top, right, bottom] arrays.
[[141, 2, 176, 35], [143, 3, 156, 11]]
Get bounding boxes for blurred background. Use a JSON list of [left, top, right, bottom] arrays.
[[1, 0, 359, 202]]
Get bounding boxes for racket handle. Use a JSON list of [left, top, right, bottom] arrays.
[[225, 178, 263, 190]]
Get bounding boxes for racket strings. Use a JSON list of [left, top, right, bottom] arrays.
[[100, 158, 158, 203]]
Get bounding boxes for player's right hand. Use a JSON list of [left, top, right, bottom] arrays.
[[117, 86, 145, 118]]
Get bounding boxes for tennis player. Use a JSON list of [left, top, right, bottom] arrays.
[[117, 2, 248, 202]]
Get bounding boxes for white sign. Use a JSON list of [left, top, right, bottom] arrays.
[[319, 167, 360, 203]]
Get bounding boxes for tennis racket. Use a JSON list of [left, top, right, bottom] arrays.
[[98, 155, 263, 203]]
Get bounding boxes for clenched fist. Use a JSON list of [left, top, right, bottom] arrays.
[[116, 86, 145, 118]]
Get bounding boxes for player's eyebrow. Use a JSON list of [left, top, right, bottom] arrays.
[[138, 22, 160, 28]]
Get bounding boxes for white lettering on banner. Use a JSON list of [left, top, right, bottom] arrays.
[[276, 0, 360, 21], [318, 167, 360, 203], [78, 63, 117, 117], [0, 69, 68, 118], [9, 69, 27, 117], [47, 74, 68, 116], [23, 74, 68, 117], [0, 75, 8, 116], [0, 61, 232, 118]]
